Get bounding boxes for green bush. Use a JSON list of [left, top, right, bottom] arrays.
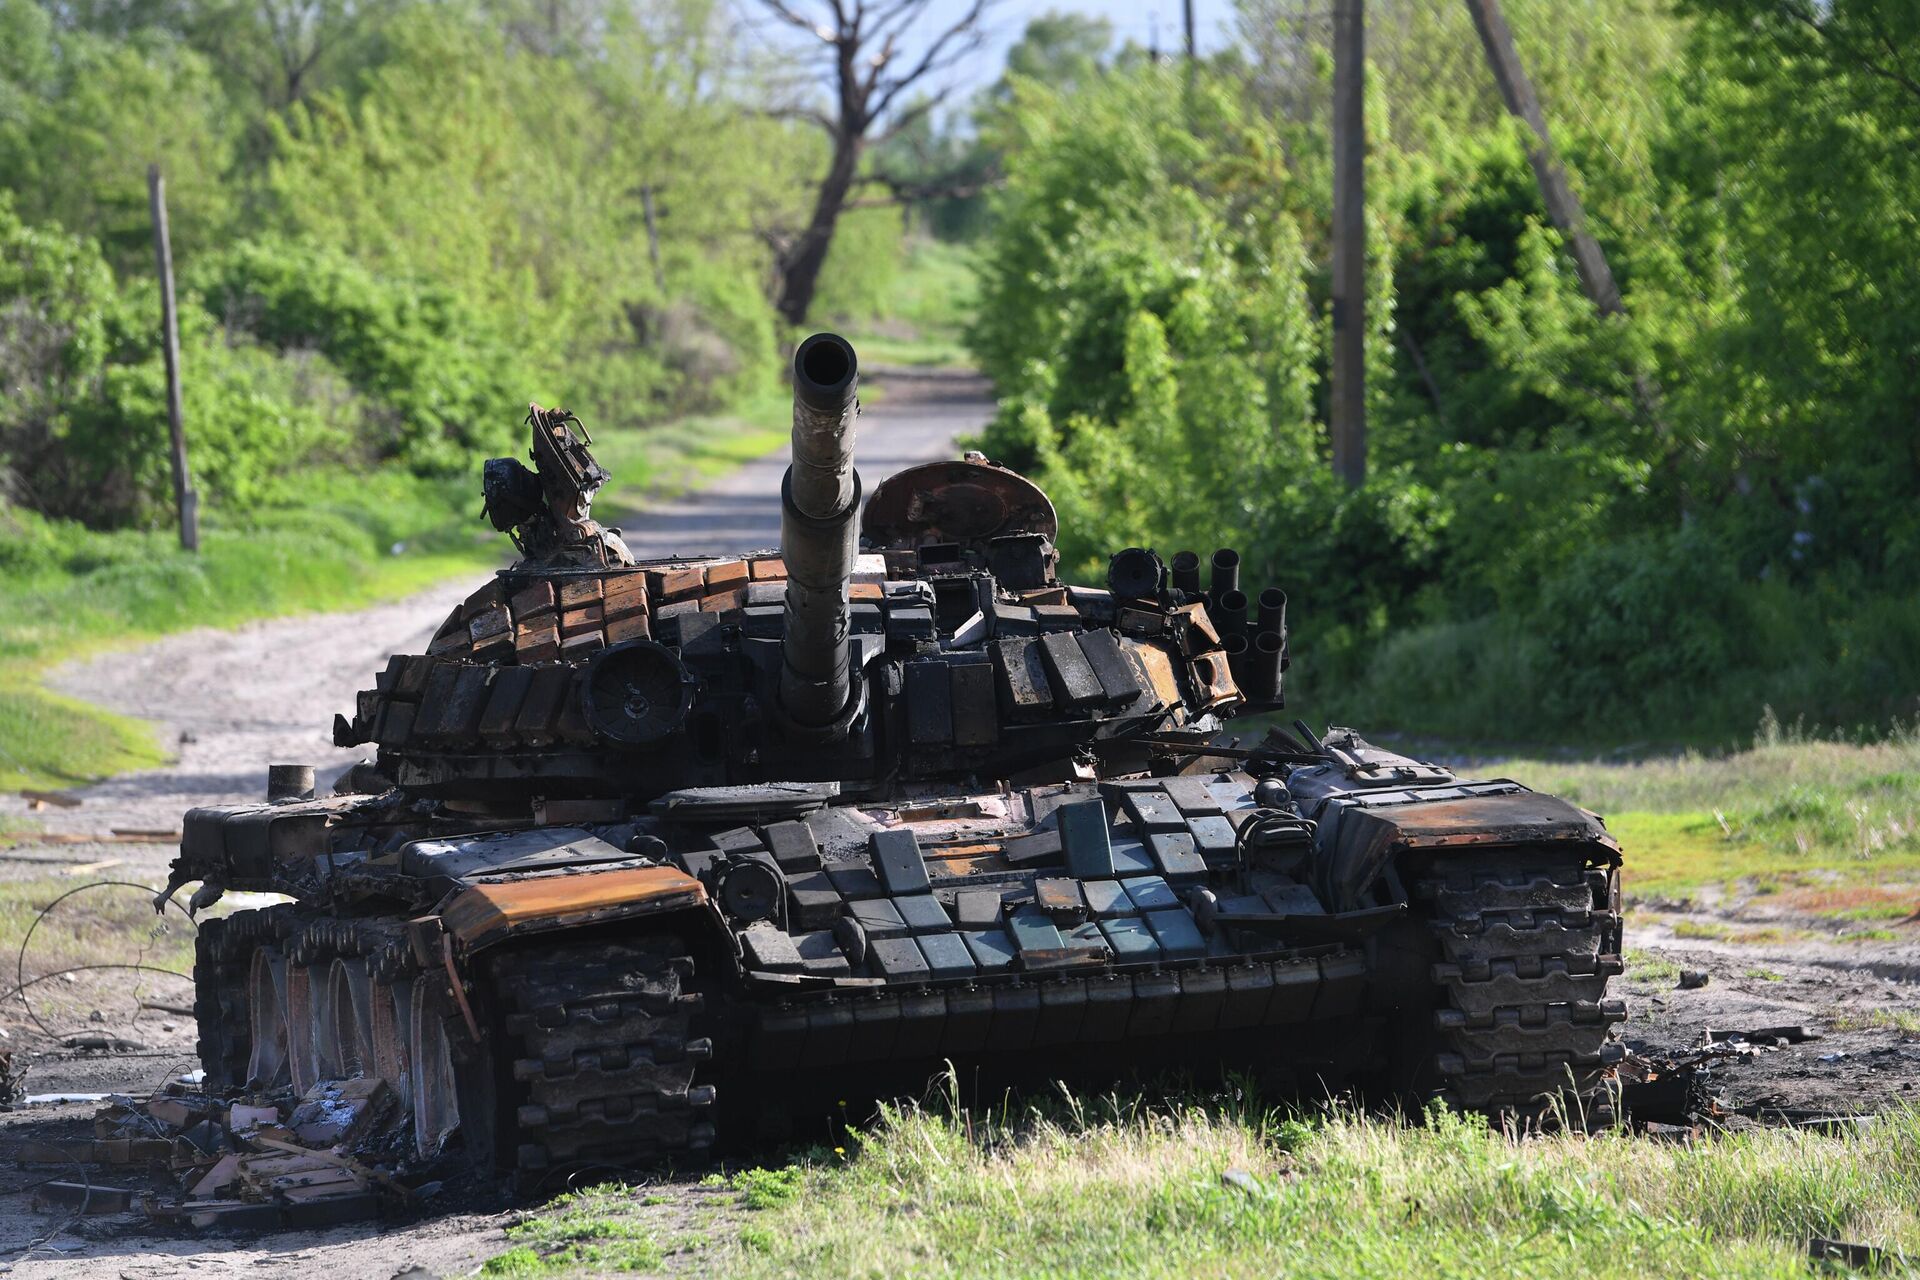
[[192, 240, 528, 471], [1531, 529, 1745, 721], [967, 68, 1444, 656], [1, 204, 365, 525], [965, 5, 1920, 745]]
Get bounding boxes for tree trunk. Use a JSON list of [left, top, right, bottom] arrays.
[[776, 137, 862, 327]]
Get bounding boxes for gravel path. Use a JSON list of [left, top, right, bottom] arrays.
[[1, 369, 992, 852]]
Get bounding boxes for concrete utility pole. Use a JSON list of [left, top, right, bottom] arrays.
[[147, 163, 198, 553], [1463, 0, 1623, 316], [1329, 0, 1366, 489]]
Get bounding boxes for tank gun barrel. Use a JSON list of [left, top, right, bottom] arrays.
[[779, 332, 862, 730]]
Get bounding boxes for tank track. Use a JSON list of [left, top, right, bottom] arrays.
[[192, 906, 293, 1094], [491, 938, 716, 1172], [1418, 848, 1627, 1124], [192, 915, 252, 1094]]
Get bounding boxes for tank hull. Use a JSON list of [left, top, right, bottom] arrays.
[[174, 332, 1627, 1176], [189, 765, 1624, 1168]]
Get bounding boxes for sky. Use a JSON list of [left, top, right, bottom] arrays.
[[946, 0, 1239, 90], [738, 0, 1242, 106]]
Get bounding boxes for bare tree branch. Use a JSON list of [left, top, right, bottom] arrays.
[[873, 85, 956, 144], [756, 102, 838, 132], [864, 0, 929, 47], [869, 0, 992, 121], [752, 0, 836, 43], [747, 0, 997, 323], [845, 170, 997, 209]]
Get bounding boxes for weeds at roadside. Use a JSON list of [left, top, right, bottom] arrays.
[[1485, 720, 1920, 904], [481, 1184, 669, 1275], [1668, 919, 1808, 945], [730, 1165, 804, 1210], [1839, 928, 1900, 943], [0, 399, 791, 792], [1829, 1010, 1920, 1035], [690, 1089, 1920, 1280], [1625, 951, 1680, 986], [479, 1081, 1920, 1279]]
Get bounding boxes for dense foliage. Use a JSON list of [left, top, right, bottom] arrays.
[[971, 0, 1920, 742], [4, 0, 1915, 749], [0, 0, 894, 526]]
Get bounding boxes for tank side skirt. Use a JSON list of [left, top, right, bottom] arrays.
[[740, 946, 1372, 1068]]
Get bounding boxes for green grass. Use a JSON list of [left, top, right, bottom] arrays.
[[1483, 721, 1920, 903], [0, 399, 789, 791], [731, 1165, 805, 1210], [1686, 922, 1807, 944], [1839, 928, 1901, 944], [815, 236, 978, 370], [855, 333, 976, 369], [0, 877, 198, 974], [0, 875, 207, 1041], [1622, 950, 1680, 986], [482, 1184, 667, 1275], [499, 1092, 1920, 1279], [1830, 1010, 1920, 1035]]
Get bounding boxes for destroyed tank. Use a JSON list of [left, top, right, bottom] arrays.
[[168, 333, 1627, 1174]]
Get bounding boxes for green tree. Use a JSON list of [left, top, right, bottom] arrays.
[[0, 2, 236, 266]]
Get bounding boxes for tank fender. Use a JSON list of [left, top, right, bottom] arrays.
[[441, 865, 716, 952], [1311, 788, 1619, 912], [175, 799, 353, 892]]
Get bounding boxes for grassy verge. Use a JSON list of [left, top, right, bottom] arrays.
[[815, 237, 978, 371], [0, 397, 788, 792], [485, 1092, 1920, 1278], [855, 334, 976, 369], [1482, 719, 1920, 908], [0, 875, 208, 1044]]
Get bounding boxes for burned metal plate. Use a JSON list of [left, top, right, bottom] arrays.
[[861, 458, 1058, 549], [398, 827, 627, 880]]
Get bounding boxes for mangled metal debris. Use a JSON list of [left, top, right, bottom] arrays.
[[19, 1076, 435, 1229], [1615, 1024, 1864, 1130]]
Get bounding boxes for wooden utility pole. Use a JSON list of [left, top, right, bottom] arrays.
[[1183, 0, 1196, 68], [147, 164, 198, 552], [1463, 0, 1622, 316], [1329, 0, 1366, 489]]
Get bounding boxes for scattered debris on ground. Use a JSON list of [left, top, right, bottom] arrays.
[[16, 792, 83, 813], [7, 1073, 443, 1232], [1613, 1021, 1916, 1139]]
